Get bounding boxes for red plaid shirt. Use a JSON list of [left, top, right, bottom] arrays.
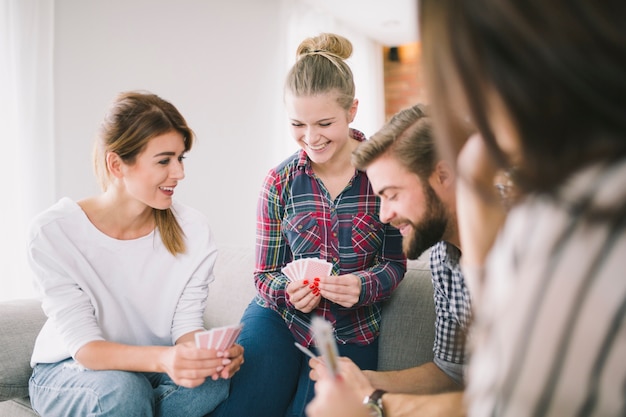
[[254, 129, 406, 347]]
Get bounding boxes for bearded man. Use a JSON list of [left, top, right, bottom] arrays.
[[309, 104, 470, 417]]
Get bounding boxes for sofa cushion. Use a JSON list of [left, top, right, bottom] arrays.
[[205, 245, 257, 329], [0, 299, 45, 401], [378, 255, 435, 371]]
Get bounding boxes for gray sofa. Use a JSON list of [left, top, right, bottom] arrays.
[[0, 246, 435, 416]]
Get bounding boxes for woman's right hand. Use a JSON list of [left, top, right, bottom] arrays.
[[159, 342, 234, 388], [287, 279, 321, 313]]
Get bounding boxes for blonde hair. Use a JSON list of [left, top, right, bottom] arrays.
[[93, 91, 194, 255], [285, 33, 355, 110]]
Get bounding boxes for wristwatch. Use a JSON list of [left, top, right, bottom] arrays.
[[363, 389, 386, 417]]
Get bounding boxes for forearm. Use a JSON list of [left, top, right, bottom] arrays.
[[74, 340, 168, 372], [383, 391, 465, 417], [365, 362, 460, 395]]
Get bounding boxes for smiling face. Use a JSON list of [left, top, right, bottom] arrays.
[[285, 91, 357, 166], [117, 131, 187, 210], [367, 153, 449, 259]]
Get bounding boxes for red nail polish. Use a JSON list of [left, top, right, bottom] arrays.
[[314, 277, 320, 282], [309, 284, 316, 289], [303, 280, 309, 285]]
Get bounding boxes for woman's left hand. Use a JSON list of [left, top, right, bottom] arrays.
[[214, 343, 244, 380], [317, 274, 361, 308]]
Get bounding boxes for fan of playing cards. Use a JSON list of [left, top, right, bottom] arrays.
[[282, 258, 333, 282], [195, 324, 243, 351]]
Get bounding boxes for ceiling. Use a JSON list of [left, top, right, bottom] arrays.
[[299, 0, 419, 46]]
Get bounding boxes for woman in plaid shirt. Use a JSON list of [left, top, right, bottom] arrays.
[[209, 33, 406, 417]]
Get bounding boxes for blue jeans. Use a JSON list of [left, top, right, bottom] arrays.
[[29, 358, 229, 417], [209, 301, 378, 417]]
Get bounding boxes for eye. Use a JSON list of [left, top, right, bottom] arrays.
[[291, 122, 304, 127], [178, 155, 187, 163], [158, 158, 171, 165], [319, 121, 332, 127]]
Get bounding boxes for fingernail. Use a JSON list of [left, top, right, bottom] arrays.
[[314, 277, 320, 282], [222, 359, 232, 365], [309, 284, 316, 289], [303, 280, 309, 285]]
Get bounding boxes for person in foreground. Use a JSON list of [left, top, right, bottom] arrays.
[[307, 104, 476, 417], [420, 0, 626, 416], [26, 91, 244, 417], [209, 33, 405, 417]]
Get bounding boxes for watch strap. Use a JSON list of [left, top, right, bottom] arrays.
[[363, 389, 386, 416]]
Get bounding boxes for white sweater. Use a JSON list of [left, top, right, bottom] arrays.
[[27, 198, 218, 367]]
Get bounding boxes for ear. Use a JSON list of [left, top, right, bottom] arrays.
[[106, 151, 124, 179], [431, 160, 456, 190], [348, 98, 359, 123]]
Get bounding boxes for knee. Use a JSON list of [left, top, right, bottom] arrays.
[[99, 371, 153, 414]]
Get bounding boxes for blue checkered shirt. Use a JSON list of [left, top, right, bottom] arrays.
[[430, 241, 471, 380]]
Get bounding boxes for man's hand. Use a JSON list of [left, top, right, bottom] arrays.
[[310, 356, 375, 400], [306, 362, 371, 417]]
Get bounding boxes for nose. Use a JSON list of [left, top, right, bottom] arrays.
[[304, 126, 318, 143], [170, 160, 185, 180], [378, 200, 394, 224]]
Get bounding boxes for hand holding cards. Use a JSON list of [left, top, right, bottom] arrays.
[[311, 317, 340, 379], [195, 324, 243, 351]]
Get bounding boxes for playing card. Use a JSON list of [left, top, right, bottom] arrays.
[[311, 317, 340, 378], [282, 258, 333, 282], [281, 263, 296, 281], [195, 324, 243, 350], [303, 259, 333, 278], [195, 331, 211, 349]]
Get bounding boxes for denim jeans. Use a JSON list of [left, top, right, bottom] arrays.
[[29, 358, 229, 417], [209, 301, 378, 417]]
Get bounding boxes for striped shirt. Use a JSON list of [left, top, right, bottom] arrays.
[[254, 129, 406, 347], [430, 241, 471, 385], [466, 159, 626, 416]]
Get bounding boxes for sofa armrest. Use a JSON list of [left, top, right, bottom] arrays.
[[378, 258, 435, 371], [0, 299, 45, 402]]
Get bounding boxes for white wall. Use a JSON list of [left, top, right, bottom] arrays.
[[53, 0, 385, 252], [54, 0, 287, 250]]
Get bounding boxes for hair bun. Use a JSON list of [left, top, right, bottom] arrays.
[[296, 32, 353, 60]]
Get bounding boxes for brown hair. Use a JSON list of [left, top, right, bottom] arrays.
[[419, 0, 626, 194], [94, 91, 194, 255], [352, 104, 436, 183], [285, 32, 355, 111]]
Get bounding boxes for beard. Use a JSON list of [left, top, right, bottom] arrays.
[[403, 184, 449, 260]]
